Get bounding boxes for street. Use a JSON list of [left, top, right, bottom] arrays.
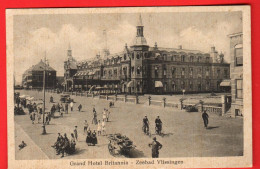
[[15, 90, 243, 159]]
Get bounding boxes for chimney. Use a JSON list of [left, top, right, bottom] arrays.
[[154, 42, 158, 49], [211, 46, 215, 52], [178, 45, 182, 49]]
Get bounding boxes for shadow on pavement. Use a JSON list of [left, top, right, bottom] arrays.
[[128, 148, 145, 158], [206, 126, 220, 130]]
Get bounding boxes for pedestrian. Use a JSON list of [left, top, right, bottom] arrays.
[[70, 101, 74, 112], [92, 110, 97, 125], [106, 109, 110, 122], [148, 137, 163, 158], [74, 126, 78, 141], [143, 116, 149, 134], [102, 109, 107, 122], [102, 119, 106, 136], [78, 104, 82, 112], [84, 120, 89, 134], [97, 120, 102, 136], [86, 129, 92, 146], [202, 110, 209, 128], [31, 111, 36, 124], [155, 116, 162, 134], [70, 133, 76, 154], [91, 130, 97, 146], [65, 103, 69, 114]]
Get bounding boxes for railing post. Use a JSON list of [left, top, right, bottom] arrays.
[[115, 94, 117, 101], [199, 100, 204, 112], [106, 94, 108, 100], [135, 95, 139, 104], [221, 95, 226, 116], [163, 97, 166, 108], [124, 94, 127, 102], [148, 96, 151, 106]]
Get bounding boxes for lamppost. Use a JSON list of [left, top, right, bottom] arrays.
[[42, 53, 47, 135]]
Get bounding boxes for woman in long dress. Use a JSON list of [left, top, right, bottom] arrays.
[[86, 129, 92, 146], [91, 130, 97, 146]]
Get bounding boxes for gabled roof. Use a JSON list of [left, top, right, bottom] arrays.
[[30, 60, 56, 72]]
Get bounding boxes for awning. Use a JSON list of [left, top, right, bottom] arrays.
[[127, 81, 134, 88], [220, 80, 231, 87], [155, 81, 163, 88]]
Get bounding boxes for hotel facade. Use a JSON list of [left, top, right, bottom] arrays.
[[64, 15, 230, 94]]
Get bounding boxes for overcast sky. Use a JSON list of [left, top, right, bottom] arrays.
[[14, 11, 242, 84]]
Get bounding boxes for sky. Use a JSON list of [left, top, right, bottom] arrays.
[[13, 11, 242, 84]]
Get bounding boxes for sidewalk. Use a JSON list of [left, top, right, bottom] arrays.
[[15, 123, 49, 160]]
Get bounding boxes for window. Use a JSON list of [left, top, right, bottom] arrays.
[[132, 53, 134, 60], [197, 56, 201, 62], [171, 55, 176, 61], [206, 57, 210, 63], [123, 67, 127, 75], [131, 66, 134, 74], [189, 68, 193, 77], [181, 81, 185, 89], [198, 81, 201, 91], [181, 55, 185, 62], [235, 46, 243, 66], [155, 66, 159, 78], [144, 53, 148, 58], [103, 70, 106, 76], [163, 67, 167, 77], [163, 54, 167, 60], [172, 81, 176, 91], [124, 54, 127, 60], [206, 68, 209, 77], [114, 69, 117, 76], [109, 70, 112, 77], [189, 81, 193, 90], [136, 53, 140, 59], [190, 56, 194, 62], [171, 67, 176, 78], [181, 68, 185, 76], [224, 69, 228, 78], [236, 79, 243, 98], [206, 81, 210, 91], [217, 69, 220, 78], [137, 66, 141, 75]]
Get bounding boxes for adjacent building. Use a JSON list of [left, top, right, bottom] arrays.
[[64, 15, 230, 94], [22, 60, 57, 89], [228, 32, 243, 117]]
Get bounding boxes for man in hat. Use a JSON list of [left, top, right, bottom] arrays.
[[202, 110, 209, 128], [148, 137, 162, 158], [143, 116, 149, 134], [155, 116, 162, 134]]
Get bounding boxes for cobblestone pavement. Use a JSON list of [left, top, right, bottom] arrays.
[[14, 90, 243, 160]]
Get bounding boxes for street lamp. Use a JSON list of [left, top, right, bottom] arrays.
[[42, 53, 47, 135]]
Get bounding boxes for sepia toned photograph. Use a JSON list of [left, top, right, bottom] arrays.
[[6, 6, 252, 168]]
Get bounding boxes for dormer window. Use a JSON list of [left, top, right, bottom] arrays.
[[190, 56, 194, 62], [124, 54, 127, 60], [206, 57, 210, 63]]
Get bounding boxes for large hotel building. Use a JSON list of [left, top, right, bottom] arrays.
[[64, 15, 230, 94]]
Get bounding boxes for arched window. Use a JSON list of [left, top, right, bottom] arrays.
[[155, 66, 159, 78], [190, 56, 194, 62], [197, 56, 202, 62], [181, 55, 185, 62], [136, 53, 140, 59], [137, 66, 141, 75]]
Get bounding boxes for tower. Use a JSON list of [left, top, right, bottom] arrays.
[[67, 42, 73, 61], [130, 14, 149, 94], [102, 29, 110, 58]]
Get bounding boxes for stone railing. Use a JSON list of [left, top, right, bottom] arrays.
[[147, 96, 179, 108]]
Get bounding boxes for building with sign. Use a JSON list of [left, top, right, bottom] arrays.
[[65, 14, 230, 94]]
